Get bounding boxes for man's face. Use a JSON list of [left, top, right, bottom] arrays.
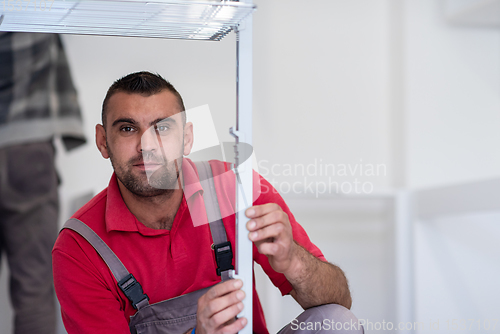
[[96, 90, 193, 197]]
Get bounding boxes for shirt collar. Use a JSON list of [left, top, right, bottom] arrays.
[[182, 158, 204, 200]]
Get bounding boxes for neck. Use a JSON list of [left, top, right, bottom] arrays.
[[118, 177, 184, 230]]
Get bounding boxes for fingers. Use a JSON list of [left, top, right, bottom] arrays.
[[217, 317, 248, 334], [198, 280, 247, 334], [201, 288, 245, 320], [245, 204, 297, 274], [246, 205, 290, 246], [206, 279, 243, 302], [209, 301, 243, 330], [248, 221, 284, 243], [246, 206, 288, 232], [246, 203, 280, 219]]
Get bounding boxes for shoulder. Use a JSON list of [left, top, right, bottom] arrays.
[[71, 187, 108, 231], [72, 187, 107, 220], [54, 187, 108, 258]]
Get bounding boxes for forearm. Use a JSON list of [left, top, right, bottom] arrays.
[[285, 242, 352, 310], [244, 203, 352, 309]]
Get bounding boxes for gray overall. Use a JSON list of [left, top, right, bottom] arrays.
[[62, 162, 234, 334]]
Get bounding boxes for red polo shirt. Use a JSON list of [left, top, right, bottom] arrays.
[[53, 158, 326, 334]]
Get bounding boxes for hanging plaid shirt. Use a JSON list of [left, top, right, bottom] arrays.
[[0, 32, 86, 150]]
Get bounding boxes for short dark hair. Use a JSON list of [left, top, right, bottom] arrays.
[[102, 71, 186, 128]]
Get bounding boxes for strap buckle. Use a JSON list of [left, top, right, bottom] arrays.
[[213, 241, 234, 276], [118, 273, 149, 310]]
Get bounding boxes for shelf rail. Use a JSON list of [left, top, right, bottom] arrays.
[[0, 0, 255, 40], [229, 7, 253, 332]]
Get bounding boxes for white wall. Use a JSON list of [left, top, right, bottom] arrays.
[[252, 1, 398, 332], [253, 0, 394, 194], [415, 211, 500, 334], [404, 0, 500, 189], [403, 1, 500, 333]]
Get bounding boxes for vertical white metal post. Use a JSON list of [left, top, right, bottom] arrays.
[[394, 191, 414, 333], [232, 3, 253, 333]]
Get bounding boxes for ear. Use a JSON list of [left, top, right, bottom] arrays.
[[183, 122, 194, 156], [95, 124, 110, 159]]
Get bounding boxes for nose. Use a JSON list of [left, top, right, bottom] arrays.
[[140, 126, 160, 153]]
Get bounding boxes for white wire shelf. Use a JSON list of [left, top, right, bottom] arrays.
[[0, 0, 255, 40]]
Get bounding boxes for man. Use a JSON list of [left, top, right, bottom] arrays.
[[53, 71, 362, 334], [0, 32, 86, 334]]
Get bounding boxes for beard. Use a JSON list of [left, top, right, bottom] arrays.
[[108, 142, 184, 198]]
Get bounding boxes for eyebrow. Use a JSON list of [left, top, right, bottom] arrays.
[[151, 117, 176, 127], [112, 118, 137, 127], [111, 116, 177, 128]]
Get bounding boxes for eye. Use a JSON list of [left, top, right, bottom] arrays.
[[120, 126, 136, 133], [155, 124, 170, 133]]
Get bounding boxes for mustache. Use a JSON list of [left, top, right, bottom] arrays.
[[130, 151, 166, 165]]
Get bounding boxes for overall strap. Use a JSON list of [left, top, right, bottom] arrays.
[[194, 161, 234, 281], [63, 218, 150, 310]]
